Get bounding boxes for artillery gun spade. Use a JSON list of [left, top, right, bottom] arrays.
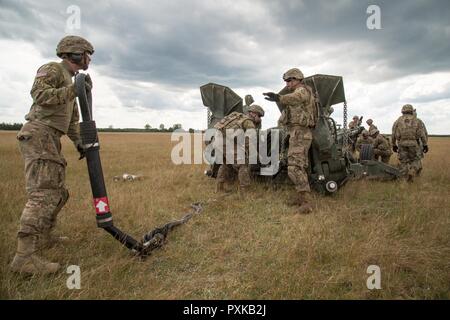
[[75, 74, 201, 258], [200, 74, 400, 194]]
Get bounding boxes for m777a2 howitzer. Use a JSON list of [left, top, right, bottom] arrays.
[[200, 74, 400, 194]]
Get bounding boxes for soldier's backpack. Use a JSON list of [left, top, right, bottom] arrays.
[[214, 112, 248, 131], [397, 115, 419, 142]]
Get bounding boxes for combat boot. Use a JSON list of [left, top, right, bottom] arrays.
[[215, 181, 226, 193], [288, 193, 304, 206], [238, 185, 250, 198], [10, 236, 60, 275], [295, 192, 313, 214]]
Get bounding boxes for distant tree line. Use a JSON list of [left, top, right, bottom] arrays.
[[0, 122, 23, 130], [98, 123, 197, 133], [2, 122, 445, 136], [0, 122, 199, 133]]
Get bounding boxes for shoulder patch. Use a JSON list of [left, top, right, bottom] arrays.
[[36, 71, 48, 78]]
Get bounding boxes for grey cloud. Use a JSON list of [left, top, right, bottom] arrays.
[[1, 0, 450, 133], [3, 0, 449, 87]]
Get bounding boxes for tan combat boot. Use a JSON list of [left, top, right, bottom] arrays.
[[288, 193, 305, 206], [238, 185, 250, 198], [215, 181, 225, 193], [10, 236, 60, 275], [296, 192, 313, 214]]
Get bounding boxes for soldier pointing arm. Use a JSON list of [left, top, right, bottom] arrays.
[[263, 68, 316, 214]]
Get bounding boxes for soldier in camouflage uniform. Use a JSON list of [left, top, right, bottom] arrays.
[[214, 105, 264, 193], [414, 109, 429, 161], [348, 115, 360, 129], [10, 36, 94, 275], [355, 130, 374, 158], [371, 129, 392, 163], [264, 68, 317, 214], [366, 119, 378, 136], [392, 104, 428, 181]]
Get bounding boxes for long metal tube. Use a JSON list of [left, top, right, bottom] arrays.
[[75, 73, 143, 253]]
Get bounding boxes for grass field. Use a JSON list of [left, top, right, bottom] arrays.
[[0, 131, 449, 299]]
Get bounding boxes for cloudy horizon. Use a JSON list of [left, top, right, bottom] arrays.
[[1, 0, 449, 133]]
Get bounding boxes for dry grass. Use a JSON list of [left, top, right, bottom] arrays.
[[0, 131, 449, 299]]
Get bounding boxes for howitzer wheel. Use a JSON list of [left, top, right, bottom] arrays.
[[360, 144, 374, 161]]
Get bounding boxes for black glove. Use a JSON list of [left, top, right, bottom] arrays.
[[85, 73, 93, 92], [392, 145, 398, 153], [77, 143, 86, 160], [423, 145, 428, 153], [263, 92, 280, 102]]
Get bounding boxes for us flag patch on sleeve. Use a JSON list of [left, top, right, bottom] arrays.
[[36, 71, 47, 78]]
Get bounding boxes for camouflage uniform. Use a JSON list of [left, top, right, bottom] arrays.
[[11, 35, 93, 275], [367, 120, 378, 137], [355, 134, 374, 153], [372, 133, 392, 163], [17, 61, 81, 239], [348, 116, 359, 129], [214, 112, 257, 190], [392, 105, 427, 179], [414, 111, 429, 160], [279, 85, 316, 193]]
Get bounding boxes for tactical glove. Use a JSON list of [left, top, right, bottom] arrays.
[[77, 143, 86, 160], [263, 92, 280, 102], [85, 73, 93, 92], [392, 145, 398, 153], [423, 145, 428, 153]]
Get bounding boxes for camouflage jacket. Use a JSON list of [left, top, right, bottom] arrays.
[[278, 84, 316, 129], [372, 134, 392, 154], [416, 117, 428, 144], [356, 136, 373, 152], [25, 61, 81, 146], [214, 112, 256, 131], [392, 114, 427, 147], [213, 112, 256, 161], [368, 124, 378, 136]]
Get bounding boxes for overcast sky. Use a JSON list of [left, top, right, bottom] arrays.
[[1, 0, 449, 133]]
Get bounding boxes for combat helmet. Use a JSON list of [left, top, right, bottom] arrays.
[[366, 119, 373, 125], [401, 104, 414, 114], [247, 104, 265, 117], [361, 130, 369, 137], [283, 68, 304, 81], [56, 35, 94, 57]]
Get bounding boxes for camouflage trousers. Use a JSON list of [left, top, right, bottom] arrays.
[[398, 144, 422, 177], [287, 126, 312, 193], [374, 149, 391, 164], [216, 164, 251, 187], [16, 122, 68, 238]]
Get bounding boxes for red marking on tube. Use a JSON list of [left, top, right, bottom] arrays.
[[94, 197, 110, 214]]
